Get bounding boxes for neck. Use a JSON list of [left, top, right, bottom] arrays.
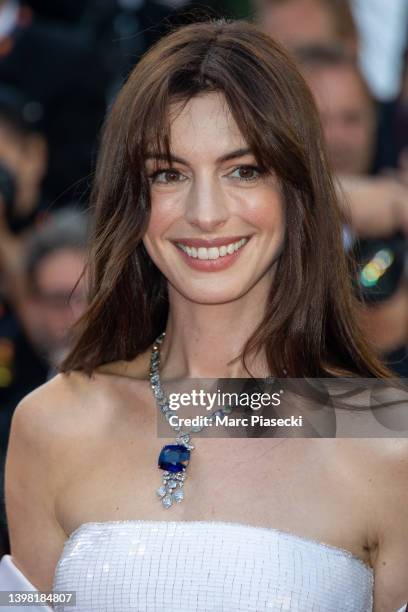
[[158, 280, 271, 380]]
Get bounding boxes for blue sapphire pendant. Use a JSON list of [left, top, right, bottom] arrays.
[[156, 437, 194, 508]]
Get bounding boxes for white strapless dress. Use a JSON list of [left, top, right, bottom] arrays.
[[51, 520, 374, 611]]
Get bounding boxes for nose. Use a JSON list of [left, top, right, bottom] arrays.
[[184, 174, 229, 233]]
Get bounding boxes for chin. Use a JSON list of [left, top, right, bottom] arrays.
[[169, 279, 255, 306]]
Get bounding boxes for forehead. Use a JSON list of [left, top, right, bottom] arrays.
[[167, 92, 248, 157], [262, 1, 334, 46], [307, 65, 370, 110]]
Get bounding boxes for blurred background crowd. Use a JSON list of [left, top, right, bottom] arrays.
[[0, 0, 407, 557]]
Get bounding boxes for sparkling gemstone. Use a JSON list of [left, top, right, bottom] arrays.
[[162, 495, 173, 508], [177, 433, 190, 443], [156, 486, 166, 498], [154, 387, 164, 400], [173, 488, 184, 502], [158, 444, 190, 473], [167, 480, 177, 489], [176, 435, 194, 450]]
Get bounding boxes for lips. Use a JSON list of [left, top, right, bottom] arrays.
[[171, 235, 251, 271]]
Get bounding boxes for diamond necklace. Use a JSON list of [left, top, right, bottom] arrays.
[[149, 331, 233, 509]]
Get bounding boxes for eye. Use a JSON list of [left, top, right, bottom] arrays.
[[229, 165, 262, 182], [148, 168, 187, 184]]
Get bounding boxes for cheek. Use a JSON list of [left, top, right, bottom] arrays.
[[144, 194, 181, 242], [142, 208, 169, 252], [142, 199, 180, 267], [243, 190, 285, 232]]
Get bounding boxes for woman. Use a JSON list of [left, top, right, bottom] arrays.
[[4, 19, 408, 612]]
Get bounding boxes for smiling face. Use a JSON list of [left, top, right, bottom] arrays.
[[142, 92, 285, 305]]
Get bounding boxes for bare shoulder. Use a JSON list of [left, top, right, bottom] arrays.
[[12, 346, 154, 456], [12, 371, 99, 443], [332, 438, 408, 483], [361, 439, 408, 611], [354, 438, 408, 503], [6, 370, 98, 523], [5, 372, 94, 592], [14, 370, 89, 415], [5, 355, 153, 592], [325, 439, 408, 609], [13, 353, 151, 434], [333, 437, 408, 458], [5, 368, 136, 591], [325, 438, 408, 530]]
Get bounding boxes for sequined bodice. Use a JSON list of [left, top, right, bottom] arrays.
[[52, 520, 373, 611]]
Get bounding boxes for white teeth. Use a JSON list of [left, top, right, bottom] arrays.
[[177, 238, 248, 260]]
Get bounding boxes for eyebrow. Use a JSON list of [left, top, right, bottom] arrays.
[[144, 147, 253, 165]]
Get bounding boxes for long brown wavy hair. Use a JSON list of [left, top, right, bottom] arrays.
[[60, 19, 393, 379]]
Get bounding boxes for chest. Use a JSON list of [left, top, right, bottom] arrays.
[[55, 409, 368, 563], [56, 376, 376, 564]]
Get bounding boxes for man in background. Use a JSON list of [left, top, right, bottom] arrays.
[[0, 206, 88, 556], [255, 0, 358, 56], [296, 45, 376, 176], [0, 82, 50, 431], [19, 208, 88, 374], [296, 45, 408, 377]]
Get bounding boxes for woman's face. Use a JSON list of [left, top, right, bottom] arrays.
[[143, 92, 285, 304]]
